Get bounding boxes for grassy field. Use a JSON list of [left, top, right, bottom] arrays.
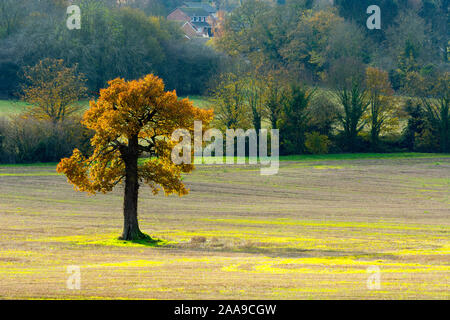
[[180, 95, 212, 110], [0, 154, 449, 299], [0, 97, 210, 118], [0, 100, 93, 118], [0, 100, 28, 117]]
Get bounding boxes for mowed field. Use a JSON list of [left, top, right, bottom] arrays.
[[0, 154, 449, 299]]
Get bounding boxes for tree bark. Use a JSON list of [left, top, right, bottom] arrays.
[[120, 135, 146, 240]]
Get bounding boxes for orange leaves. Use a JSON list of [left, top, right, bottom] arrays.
[[83, 75, 212, 140], [139, 158, 192, 196], [57, 146, 125, 194], [56, 149, 93, 193], [58, 73, 213, 197]]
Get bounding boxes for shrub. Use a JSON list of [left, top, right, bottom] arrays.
[[305, 132, 331, 154], [402, 99, 440, 152], [308, 93, 339, 137], [0, 115, 92, 163], [0, 117, 10, 162], [279, 84, 314, 155]]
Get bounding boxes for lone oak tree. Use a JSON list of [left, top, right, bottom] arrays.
[[57, 74, 213, 240]]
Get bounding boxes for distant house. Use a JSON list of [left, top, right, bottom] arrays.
[[167, 4, 217, 38], [183, 1, 217, 17]]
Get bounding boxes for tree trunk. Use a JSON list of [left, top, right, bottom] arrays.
[[120, 135, 146, 241], [440, 103, 449, 153], [371, 127, 379, 151]]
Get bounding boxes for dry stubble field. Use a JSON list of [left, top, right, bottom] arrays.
[[0, 155, 449, 299]]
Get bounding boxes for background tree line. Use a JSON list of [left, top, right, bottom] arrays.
[[208, 60, 448, 156], [0, 0, 225, 98], [209, 0, 448, 155]]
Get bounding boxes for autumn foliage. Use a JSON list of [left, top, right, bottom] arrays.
[[21, 58, 87, 123], [57, 74, 213, 240], [365, 67, 398, 149]]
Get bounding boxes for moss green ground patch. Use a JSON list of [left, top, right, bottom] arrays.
[[90, 237, 172, 247], [85, 260, 165, 268], [200, 218, 449, 232], [0, 172, 61, 177], [222, 256, 450, 275], [313, 165, 346, 170], [152, 228, 449, 258], [26, 233, 173, 247]]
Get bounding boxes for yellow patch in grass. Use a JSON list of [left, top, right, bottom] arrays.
[[85, 260, 164, 268]]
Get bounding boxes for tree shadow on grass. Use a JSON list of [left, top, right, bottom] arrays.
[[115, 234, 172, 247], [129, 237, 168, 247]]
